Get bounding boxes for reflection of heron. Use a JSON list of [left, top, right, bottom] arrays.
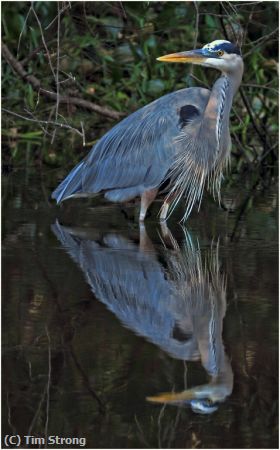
[[52, 222, 233, 414], [52, 40, 243, 221]]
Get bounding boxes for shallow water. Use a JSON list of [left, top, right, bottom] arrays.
[[2, 168, 278, 449]]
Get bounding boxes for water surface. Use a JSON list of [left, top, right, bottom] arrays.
[[2, 169, 278, 448]]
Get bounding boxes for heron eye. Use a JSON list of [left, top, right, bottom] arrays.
[[217, 50, 224, 57]]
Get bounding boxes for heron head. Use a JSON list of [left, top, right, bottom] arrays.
[[157, 39, 243, 73]]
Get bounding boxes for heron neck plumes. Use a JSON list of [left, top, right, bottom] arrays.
[[204, 54, 243, 118], [204, 66, 242, 152]]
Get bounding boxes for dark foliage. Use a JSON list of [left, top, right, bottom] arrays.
[[2, 1, 278, 188]]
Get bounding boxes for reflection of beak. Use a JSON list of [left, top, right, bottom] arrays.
[[147, 389, 196, 403], [147, 389, 221, 415], [157, 49, 206, 64], [146, 382, 227, 404]]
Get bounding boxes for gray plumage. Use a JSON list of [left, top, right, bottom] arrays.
[[52, 222, 227, 372], [52, 222, 233, 408], [52, 88, 209, 203], [52, 39, 243, 221]]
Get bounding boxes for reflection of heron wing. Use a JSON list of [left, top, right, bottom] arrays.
[[51, 223, 198, 359], [52, 87, 209, 203]]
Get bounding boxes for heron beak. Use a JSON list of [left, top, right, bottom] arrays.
[[157, 49, 206, 64], [146, 389, 197, 404]]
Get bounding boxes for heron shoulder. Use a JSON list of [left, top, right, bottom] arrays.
[[152, 87, 210, 112]]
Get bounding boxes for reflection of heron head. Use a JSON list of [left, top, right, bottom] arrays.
[[146, 380, 230, 414], [146, 394, 220, 414], [190, 399, 219, 414]]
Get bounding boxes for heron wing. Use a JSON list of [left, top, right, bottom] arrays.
[[52, 87, 210, 203]]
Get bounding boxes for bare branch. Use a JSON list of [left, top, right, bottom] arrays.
[[45, 2, 71, 30], [243, 27, 279, 58], [2, 108, 84, 138], [31, 2, 56, 80], [193, 2, 200, 49], [80, 121, 86, 146], [239, 88, 267, 148], [189, 2, 199, 79], [242, 83, 279, 94], [44, 326, 51, 442], [51, 1, 61, 144], [20, 40, 56, 66], [2, 43, 123, 120]]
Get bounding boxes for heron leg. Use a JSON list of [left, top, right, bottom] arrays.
[[159, 201, 170, 222], [160, 193, 177, 222], [139, 188, 158, 222]]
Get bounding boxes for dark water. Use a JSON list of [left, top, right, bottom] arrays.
[[2, 169, 278, 449]]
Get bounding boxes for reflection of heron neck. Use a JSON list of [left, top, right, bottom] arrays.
[[207, 355, 234, 402], [208, 293, 219, 374], [196, 295, 233, 403]]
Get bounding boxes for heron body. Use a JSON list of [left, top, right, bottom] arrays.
[[52, 40, 243, 221]]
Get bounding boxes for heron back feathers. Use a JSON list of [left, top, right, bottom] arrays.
[[52, 87, 210, 204]]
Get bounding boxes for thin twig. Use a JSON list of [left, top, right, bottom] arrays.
[[80, 121, 86, 146], [25, 108, 54, 138], [219, 9, 269, 150], [220, 2, 240, 43], [30, 248, 106, 415], [45, 2, 71, 30], [167, 408, 182, 448], [44, 326, 51, 442], [17, 5, 32, 58], [242, 2, 256, 47], [255, 141, 278, 164], [230, 177, 261, 241], [31, 2, 56, 80], [51, 1, 61, 144], [243, 27, 279, 58], [134, 415, 151, 448], [242, 83, 278, 94], [189, 73, 210, 89], [183, 360, 188, 389], [7, 392, 17, 436], [239, 88, 267, 147], [193, 2, 199, 49], [27, 387, 47, 436], [157, 403, 166, 449], [69, 345, 105, 413], [233, 1, 263, 7], [20, 40, 56, 66], [2, 108, 84, 138], [189, 2, 200, 79]]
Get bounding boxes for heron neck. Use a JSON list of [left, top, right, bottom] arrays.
[[204, 68, 242, 135], [222, 63, 243, 95], [207, 75, 234, 115]]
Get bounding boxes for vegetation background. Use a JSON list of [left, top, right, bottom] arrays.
[[2, 3, 278, 448], [2, 1, 279, 188]]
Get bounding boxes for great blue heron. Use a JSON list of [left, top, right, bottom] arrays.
[[52, 222, 233, 414], [52, 39, 243, 221]]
